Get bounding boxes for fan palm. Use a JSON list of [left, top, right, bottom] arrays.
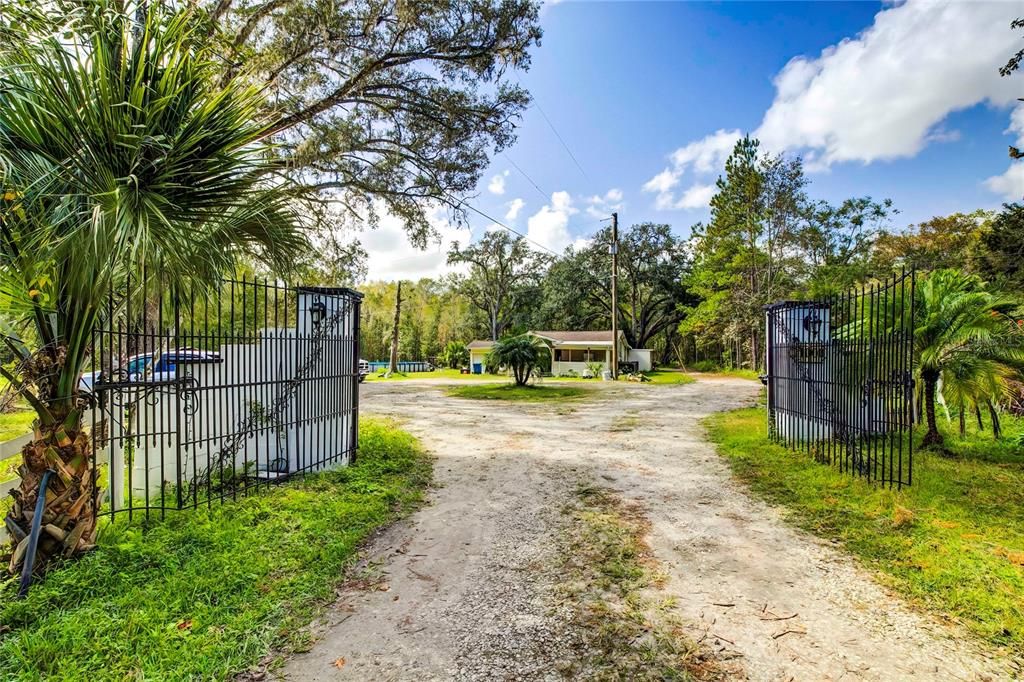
[[439, 340, 469, 369], [913, 270, 1023, 448], [487, 335, 544, 386], [0, 1, 305, 575]]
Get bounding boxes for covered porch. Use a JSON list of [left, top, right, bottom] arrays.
[[528, 330, 627, 377]]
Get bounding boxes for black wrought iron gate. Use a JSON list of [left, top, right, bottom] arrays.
[[87, 275, 362, 519], [764, 271, 915, 488]]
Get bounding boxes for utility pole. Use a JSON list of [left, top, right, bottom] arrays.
[[610, 212, 619, 380], [387, 281, 402, 376]]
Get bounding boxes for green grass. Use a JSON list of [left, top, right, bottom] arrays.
[[687, 367, 760, 381], [705, 406, 1024, 654], [641, 369, 696, 385], [0, 417, 432, 681], [446, 383, 592, 402], [0, 408, 37, 484], [364, 367, 496, 382], [0, 408, 34, 442]]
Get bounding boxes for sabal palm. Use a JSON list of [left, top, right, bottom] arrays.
[[488, 335, 544, 386], [913, 270, 1023, 447], [0, 2, 305, 573], [941, 354, 1014, 438]]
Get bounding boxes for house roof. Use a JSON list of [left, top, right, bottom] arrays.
[[466, 340, 494, 349], [529, 330, 617, 344]]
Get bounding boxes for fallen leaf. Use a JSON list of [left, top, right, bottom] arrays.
[[333, 657, 346, 669], [176, 619, 193, 630]]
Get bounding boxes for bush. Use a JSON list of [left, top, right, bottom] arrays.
[[438, 341, 469, 369], [486, 335, 545, 386]]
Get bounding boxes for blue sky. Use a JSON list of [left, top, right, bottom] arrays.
[[364, 0, 1024, 281]]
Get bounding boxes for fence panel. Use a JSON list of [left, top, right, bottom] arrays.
[[764, 271, 915, 488], [86, 275, 362, 520]]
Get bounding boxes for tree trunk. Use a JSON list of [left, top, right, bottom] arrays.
[[975, 403, 984, 431], [987, 400, 1002, 440], [388, 281, 402, 375], [6, 412, 97, 577], [958, 407, 965, 438], [921, 370, 943, 448]]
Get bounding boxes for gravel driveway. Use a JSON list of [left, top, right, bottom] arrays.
[[278, 377, 1010, 681]]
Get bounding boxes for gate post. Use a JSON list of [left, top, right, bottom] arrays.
[[764, 307, 776, 440], [351, 295, 361, 464]]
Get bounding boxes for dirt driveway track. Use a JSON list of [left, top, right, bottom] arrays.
[[279, 377, 1012, 682]]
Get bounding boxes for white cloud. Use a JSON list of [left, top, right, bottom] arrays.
[[676, 183, 717, 210], [487, 170, 509, 195], [755, 1, 1020, 166], [985, 162, 1024, 200], [362, 205, 471, 281], [651, 182, 716, 211], [1009, 103, 1024, 148], [644, 0, 1024, 208], [585, 187, 625, 219], [505, 197, 525, 221], [642, 169, 678, 194], [527, 191, 578, 253], [642, 130, 739, 211], [670, 129, 743, 173]]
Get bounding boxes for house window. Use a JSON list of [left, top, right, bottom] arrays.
[[555, 348, 608, 363]]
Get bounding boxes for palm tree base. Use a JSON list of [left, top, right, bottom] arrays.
[[5, 423, 97, 577]]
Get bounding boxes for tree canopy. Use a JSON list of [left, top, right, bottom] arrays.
[[538, 222, 691, 349], [682, 135, 892, 369], [205, 0, 543, 249], [448, 230, 549, 341]]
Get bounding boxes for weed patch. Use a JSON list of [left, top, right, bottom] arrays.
[[555, 485, 721, 680]]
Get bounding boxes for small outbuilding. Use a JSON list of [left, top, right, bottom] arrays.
[[467, 340, 493, 374]]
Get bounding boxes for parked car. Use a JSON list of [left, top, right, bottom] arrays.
[[79, 348, 221, 392], [358, 358, 370, 383]]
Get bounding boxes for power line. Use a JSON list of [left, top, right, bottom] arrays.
[[502, 152, 550, 201], [534, 101, 592, 184], [452, 197, 561, 257], [451, 197, 616, 294]]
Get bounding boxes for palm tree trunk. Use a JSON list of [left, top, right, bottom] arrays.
[[921, 371, 943, 448], [958, 408, 965, 437], [6, 411, 96, 576], [987, 400, 1002, 440], [975, 403, 984, 431]]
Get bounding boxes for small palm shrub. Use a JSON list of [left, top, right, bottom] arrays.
[[487, 335, 545, 386], [912, 270, 1024, 448], [439, 341, 469, 369]]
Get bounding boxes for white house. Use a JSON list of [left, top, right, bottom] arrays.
[[465, 330, 652, 376]]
